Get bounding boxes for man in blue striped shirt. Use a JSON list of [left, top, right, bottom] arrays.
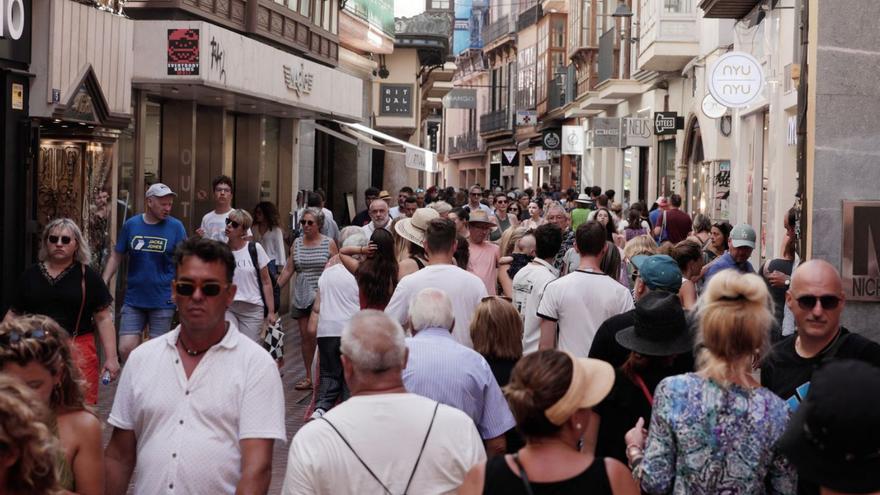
[[402, 288, 516, 456]]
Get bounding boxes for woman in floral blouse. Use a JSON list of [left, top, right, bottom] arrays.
[[624, 270, 796, 494]]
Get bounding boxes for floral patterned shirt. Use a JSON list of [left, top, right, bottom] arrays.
[[640, 373, 796, 495]]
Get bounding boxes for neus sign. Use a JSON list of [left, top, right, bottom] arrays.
[[0, 0, 25, 40], [708, 52, 764, 108]]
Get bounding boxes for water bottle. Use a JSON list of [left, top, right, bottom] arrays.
[[101, 370, 112, 385]]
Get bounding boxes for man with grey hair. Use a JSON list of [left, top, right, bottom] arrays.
[[402, 288, 516, 456], [545, 203, 575, 272], [282, 310, 485, 494]]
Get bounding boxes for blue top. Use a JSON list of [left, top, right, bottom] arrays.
[[703, 251, 756, 282], [402, 327, 516, 440], [640, 373, 796, 495], [115, 214, 188, 309]]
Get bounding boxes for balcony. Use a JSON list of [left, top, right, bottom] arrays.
[[479, 109, 513, 135], [698, 0, 761, 19], [482, 15, 517, 51], [517, 3, 542, 31], [447, 132, 484, 156], [637, 0, 700, 71]]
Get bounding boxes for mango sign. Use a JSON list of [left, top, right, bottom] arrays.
[[708, 52, 764, 108]]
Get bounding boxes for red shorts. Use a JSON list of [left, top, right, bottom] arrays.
[[71, 334, 99, 405]]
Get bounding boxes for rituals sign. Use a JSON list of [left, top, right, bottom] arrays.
[[379, 84, 413, 116]]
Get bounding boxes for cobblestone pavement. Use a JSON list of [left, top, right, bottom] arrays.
[[96, 316, 311, 494]]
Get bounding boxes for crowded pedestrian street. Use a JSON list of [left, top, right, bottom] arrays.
[[3, 0, 880, 494]]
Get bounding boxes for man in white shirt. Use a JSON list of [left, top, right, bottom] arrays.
[[385, 218, 487, 347], [389, 186, 414, 219], [361, 198, 391, 237], [197, 175, 252, 242], [104, 237, 285, 495], [282, 310, 485, 494], [537, 221, 634, 357], [512, 223, 563, 354]]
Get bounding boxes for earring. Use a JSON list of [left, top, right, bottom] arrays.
[[576, 423, 582, 430]]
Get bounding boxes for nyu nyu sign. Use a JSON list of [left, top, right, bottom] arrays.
[[708, 52, 764, 108], [0, 0, 25, 40]]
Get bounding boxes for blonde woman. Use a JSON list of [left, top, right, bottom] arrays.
[[496, 227, 531, 298], [0, 315, 103, 494], [624, 271, 795, 494], [623, 234, 658, 287]]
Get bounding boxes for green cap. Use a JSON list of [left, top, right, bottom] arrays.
[[730, 223, 756, 249], [631, 255, 682, 292]]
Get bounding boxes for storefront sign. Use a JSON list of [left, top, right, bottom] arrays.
[[344, 0, 395, 36], [701, 94, 727, 119], [654, 112, 684, 136], [442, 88, 477, 109], [0, 0, 29, 64], [542, 129, 561, 151], [561, 125, 583, 155], [516, 110, 537, 126], [502, 150, 518, 166], [0, 0, 25, 40], [842, 201, 880, 301], [167, 29, 199, 76], [590, 118, 621, 148], [283, 63, 314, 97], [10, 82, 23, 110], [379, 84, 413, 116], [621, 118, 652, 147], [708, 51, 764, 108], [405, 147, 437, 173]]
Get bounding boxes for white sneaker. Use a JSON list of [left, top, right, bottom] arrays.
[[310, 408, 326, 420]]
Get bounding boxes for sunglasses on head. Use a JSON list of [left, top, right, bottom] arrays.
[[48, 235, 72, 245], [224, 218, 241, 229], [0, 328, 49, 344], [300, 219, 315, 226], [796, 295, 842, 311], [174, 281, 227, 297]]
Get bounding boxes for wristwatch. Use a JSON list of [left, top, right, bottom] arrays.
[[784, 278, 791, 287]]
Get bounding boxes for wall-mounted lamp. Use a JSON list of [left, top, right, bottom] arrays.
[[611, 3, 633, 18]]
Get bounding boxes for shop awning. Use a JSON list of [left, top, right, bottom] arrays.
[[336, 121, 438, 173]]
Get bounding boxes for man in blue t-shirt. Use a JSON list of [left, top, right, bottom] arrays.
[[703, 223, 757, 283], [103, 183, 188, 361]]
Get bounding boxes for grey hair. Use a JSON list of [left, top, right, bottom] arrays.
[[408, 288, 454, 332], [340, 226, 367, 248], [39, 218, 91, 264], [227, 208, 254, 231], [302, 207, 325, 229], [428, 201, 453, 215], [341, 310, 407, 373]]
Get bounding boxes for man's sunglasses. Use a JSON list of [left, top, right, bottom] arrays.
[[174, 281, 228, 297], [796, 295, 841, 311], [0, 328, 49, 344], [48, 235, 72, 245], [300, 219, 315, 226], [224, 218, 241, 229]]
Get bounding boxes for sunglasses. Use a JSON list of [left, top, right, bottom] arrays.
[[470, 192, 481, 196], [482, 295, 513, 303], [300, 219, 315, 226], [174, 281, 228, 297], [0, 328, 49, 344], [796, 295, 842, 311], [224, 218, 241, 229], [48, 235, 72, 245]]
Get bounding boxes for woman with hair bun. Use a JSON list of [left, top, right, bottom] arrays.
[[624, 271, 796, 494], [459, 350, 638, 495]]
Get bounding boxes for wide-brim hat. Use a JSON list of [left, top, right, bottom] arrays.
[[544, 354, 615, 426], [378, 190, 392, 200], [394, 208, 439, 248], [468, 209, 496, 226], [778, 360, 880, 494], [575, 193, 592, 204], [616, 291, 691, 356]]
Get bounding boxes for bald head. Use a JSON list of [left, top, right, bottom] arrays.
[[790, 259, 843, 295], [341, 310, 406, 373]]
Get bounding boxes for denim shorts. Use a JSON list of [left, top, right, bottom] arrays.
[[119, 305, 176, 338]]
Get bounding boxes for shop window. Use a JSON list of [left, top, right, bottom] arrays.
[[262, 117, 281, 205], [657, 138, 676, 197], [143, 102, 162, 187], [431, 0, 450, 9]]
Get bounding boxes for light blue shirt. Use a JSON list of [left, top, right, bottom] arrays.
[[403, 327, 516, 439]]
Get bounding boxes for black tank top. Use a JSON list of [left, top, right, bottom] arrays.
[[482, 454, 613, 495]]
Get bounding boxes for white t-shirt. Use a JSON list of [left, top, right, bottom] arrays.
[[281, 393, 485, 495], [256, 227, 286, 266], [232, 243, 270, 306], [512, 259, 559, 354], [108, 322, 286, 495], [537, 269, 635, 357], [361, 220, 391, 238], [201, 209, 252, 242], [316, 264, 360, 338], [385, 264, 488, 348], [389, 206, 402, 219]]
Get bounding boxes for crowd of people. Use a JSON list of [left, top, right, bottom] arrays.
[[1, 177, 879, 495]]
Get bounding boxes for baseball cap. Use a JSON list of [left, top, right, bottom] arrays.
[[145, 183, 176, 198], [631, 254, 682, 292], [729, 223, 756, 249], [655, 196, 669, 207]]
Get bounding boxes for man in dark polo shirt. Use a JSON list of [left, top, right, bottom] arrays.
[[663, 194, 693, 243]]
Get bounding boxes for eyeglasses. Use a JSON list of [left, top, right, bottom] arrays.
[[470, 192, 481, 197], [224, 218, 241, 229], [482, 295, 513, 303], [48, 235, 72, 245], [300, 219, 315, 226], [796, 295, 842, 311], [0, 328, 49, 344], [215, 187, 232, 194], [496, 200, 508, 205], [174, 281, 228, 297]]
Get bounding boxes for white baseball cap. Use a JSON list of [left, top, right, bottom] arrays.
[[145, 183, 177, 198]]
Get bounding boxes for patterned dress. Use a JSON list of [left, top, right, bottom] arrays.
[[292, 236, 331, 310], [640, 373, 796, 495]]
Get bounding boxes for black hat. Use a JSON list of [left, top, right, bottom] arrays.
[[615, 292, 691, 357], [778, 360, 880, 494]]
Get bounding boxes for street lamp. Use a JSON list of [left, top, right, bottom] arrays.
[[612, 3, 633, 18]]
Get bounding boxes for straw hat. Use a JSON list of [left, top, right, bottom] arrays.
[[394, 208, 439, 248], [468, 209, 496, 226]]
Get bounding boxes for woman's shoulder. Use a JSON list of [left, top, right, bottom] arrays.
[[58, 409, 102, 437]]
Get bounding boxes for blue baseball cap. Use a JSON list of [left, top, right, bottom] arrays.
[[631, 255, 682, 292]]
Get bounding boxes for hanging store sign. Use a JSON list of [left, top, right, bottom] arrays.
[[701, 94, 727, 119], [404, 147, 437, 172], [590, 118, 621, 148], [542, 129, 561, 150], [516, 110, 537, 126], [502, 150, 518, 166], [621, 118, 652, 147], [561, 126, 583, 155], [842, 201, 880, 302], [379, 84, 413, 116], [442, 88, 477, 109], [654, 112, 684, 136], [708, 51, 765, 108], [167, 29, 200, 76]]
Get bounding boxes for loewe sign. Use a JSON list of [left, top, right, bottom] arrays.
[[708, 52, 764, 108]]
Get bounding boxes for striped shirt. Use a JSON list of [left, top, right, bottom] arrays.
[[403, 327, 516, 439], [292, 236, 331, 309]]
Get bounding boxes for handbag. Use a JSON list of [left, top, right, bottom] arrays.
[[262, 319, 284, 360]]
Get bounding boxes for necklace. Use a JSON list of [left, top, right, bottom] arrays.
[[178, 336, 210, 356]]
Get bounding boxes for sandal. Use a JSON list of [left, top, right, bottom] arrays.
[[294, 378, 312, 390]]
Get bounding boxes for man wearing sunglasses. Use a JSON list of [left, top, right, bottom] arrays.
[[464, 185, 493, 216], [761, 260, 880, 414]]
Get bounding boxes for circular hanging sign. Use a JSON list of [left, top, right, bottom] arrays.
[[708, 52, 764, 108], [701, 94, 728, 119]]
